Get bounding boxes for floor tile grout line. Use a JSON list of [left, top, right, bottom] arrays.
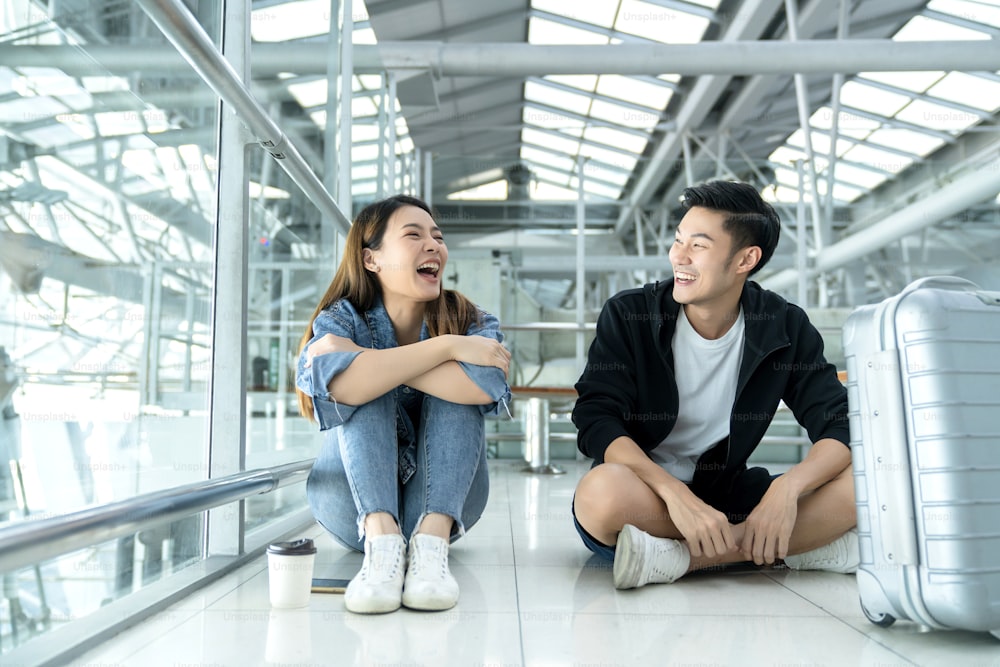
[[768, 572, 920, 667], [499, 466, 529, 667]]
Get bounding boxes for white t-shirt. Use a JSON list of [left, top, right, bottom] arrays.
[[649, 306, 745, 482]]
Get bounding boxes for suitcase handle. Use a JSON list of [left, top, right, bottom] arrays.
[[899, 276, 979, 297]]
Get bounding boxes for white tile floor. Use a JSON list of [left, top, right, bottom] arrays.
[[77, 459, 1000, 667]]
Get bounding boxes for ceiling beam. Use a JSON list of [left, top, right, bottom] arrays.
[[5, 38, 1000, 76]]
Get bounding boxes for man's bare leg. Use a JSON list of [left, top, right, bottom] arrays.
[[574, 463, 857, 576]]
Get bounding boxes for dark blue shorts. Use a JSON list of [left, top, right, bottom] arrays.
[[572, 466, 779, 562]]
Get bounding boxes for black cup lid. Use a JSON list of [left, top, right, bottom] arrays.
[[267, 538, 317, 555]]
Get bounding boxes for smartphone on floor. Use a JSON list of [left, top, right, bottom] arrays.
[[311, 578, 350, 594]]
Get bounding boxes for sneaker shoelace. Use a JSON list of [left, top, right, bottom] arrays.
[[410, 539, 449, 580], [649, 539, 681, 580], [362, 539, 402, 583]]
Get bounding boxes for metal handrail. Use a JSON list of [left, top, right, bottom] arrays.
[[133, 0, 352, 235], [0, 459, 313, 574]]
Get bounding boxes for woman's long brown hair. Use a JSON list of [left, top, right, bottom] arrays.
[[296, 195, 480, 420]]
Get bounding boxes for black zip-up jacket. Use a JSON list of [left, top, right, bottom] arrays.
[[573, 279, 849, 502]]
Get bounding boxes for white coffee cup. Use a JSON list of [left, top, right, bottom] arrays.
[[266, 538, 317, 608]]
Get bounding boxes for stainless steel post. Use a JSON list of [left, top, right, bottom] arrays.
[[522, 397, 564, 475]]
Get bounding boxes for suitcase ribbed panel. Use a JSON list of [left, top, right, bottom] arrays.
[[845, 278, 1000, 634]]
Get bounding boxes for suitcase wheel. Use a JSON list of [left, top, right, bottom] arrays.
[[861, 601, 896, 628]]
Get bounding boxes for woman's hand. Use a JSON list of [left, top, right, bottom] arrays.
[[448, 335, 511, 377], [304, 334, 365, 367]]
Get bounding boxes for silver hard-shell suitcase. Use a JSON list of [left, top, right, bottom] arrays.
[[842, 276, 1000, 638]]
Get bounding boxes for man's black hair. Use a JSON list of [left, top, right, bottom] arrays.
[[681, 180, 781, 276]]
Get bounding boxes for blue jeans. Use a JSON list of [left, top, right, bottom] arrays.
[[306, 387, 489, 552]]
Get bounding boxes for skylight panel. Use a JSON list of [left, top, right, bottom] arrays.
[[596, 75, 673, 109], [532, 165, 572, 187], [352, 124, 379, 142], [582, 162, 630, 186], [833, 162, 889, 189], [857, 71, 945, 94], [827, 182, 865, 203], [521, 145, 575, 172], [352, 164, 378, 180], [772, 165, 800, 188], [928, 0, 1000, 29], [532, 0, 618, 28], [840, 144, 914, 174], [354, 181, 376, 196], [927, 72, 1000, 111], [580, 179, 622, 200], [524, 81, 594, 115], [351, 96, 378, 117], [894, 98, 980, 131], [768, 145, 807, 167], [615, 0, 710, 44], [522, 127, 581, 156], [251, 1, 332, 42], [448, 179, 508, 201], [785, 128, 848, 161], [765, 180, 864, 205], [589, 99, 659, 129], [309, 109, 327, 129], [838, 81, 911, 117], [577, 143, 638, 172], [893, 14, 991, 41], [808, 106, 882, 133], [287, 79, 328, 109], [584, 126, 649, 154], [528, 17, 610, 44], [352, 144, 379, 162], [522, 106, 586, 130], [865, 128, 945, 157]]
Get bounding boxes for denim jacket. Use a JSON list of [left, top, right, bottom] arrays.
[[296, 296, 512, 431]]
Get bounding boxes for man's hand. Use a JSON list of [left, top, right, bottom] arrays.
[[664, 490, 736, 558], [741, 476, 799, 565]]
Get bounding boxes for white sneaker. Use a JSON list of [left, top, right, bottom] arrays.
[[784, 528, 859, 574], [402, 533, 459, 611], [613, 524, 691, 590], [344, 533, 406, 614]]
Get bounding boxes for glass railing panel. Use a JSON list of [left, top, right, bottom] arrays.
[[0, 0, 220, 655]]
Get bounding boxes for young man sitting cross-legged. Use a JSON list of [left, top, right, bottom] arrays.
[[571, 180, 858, 589]]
